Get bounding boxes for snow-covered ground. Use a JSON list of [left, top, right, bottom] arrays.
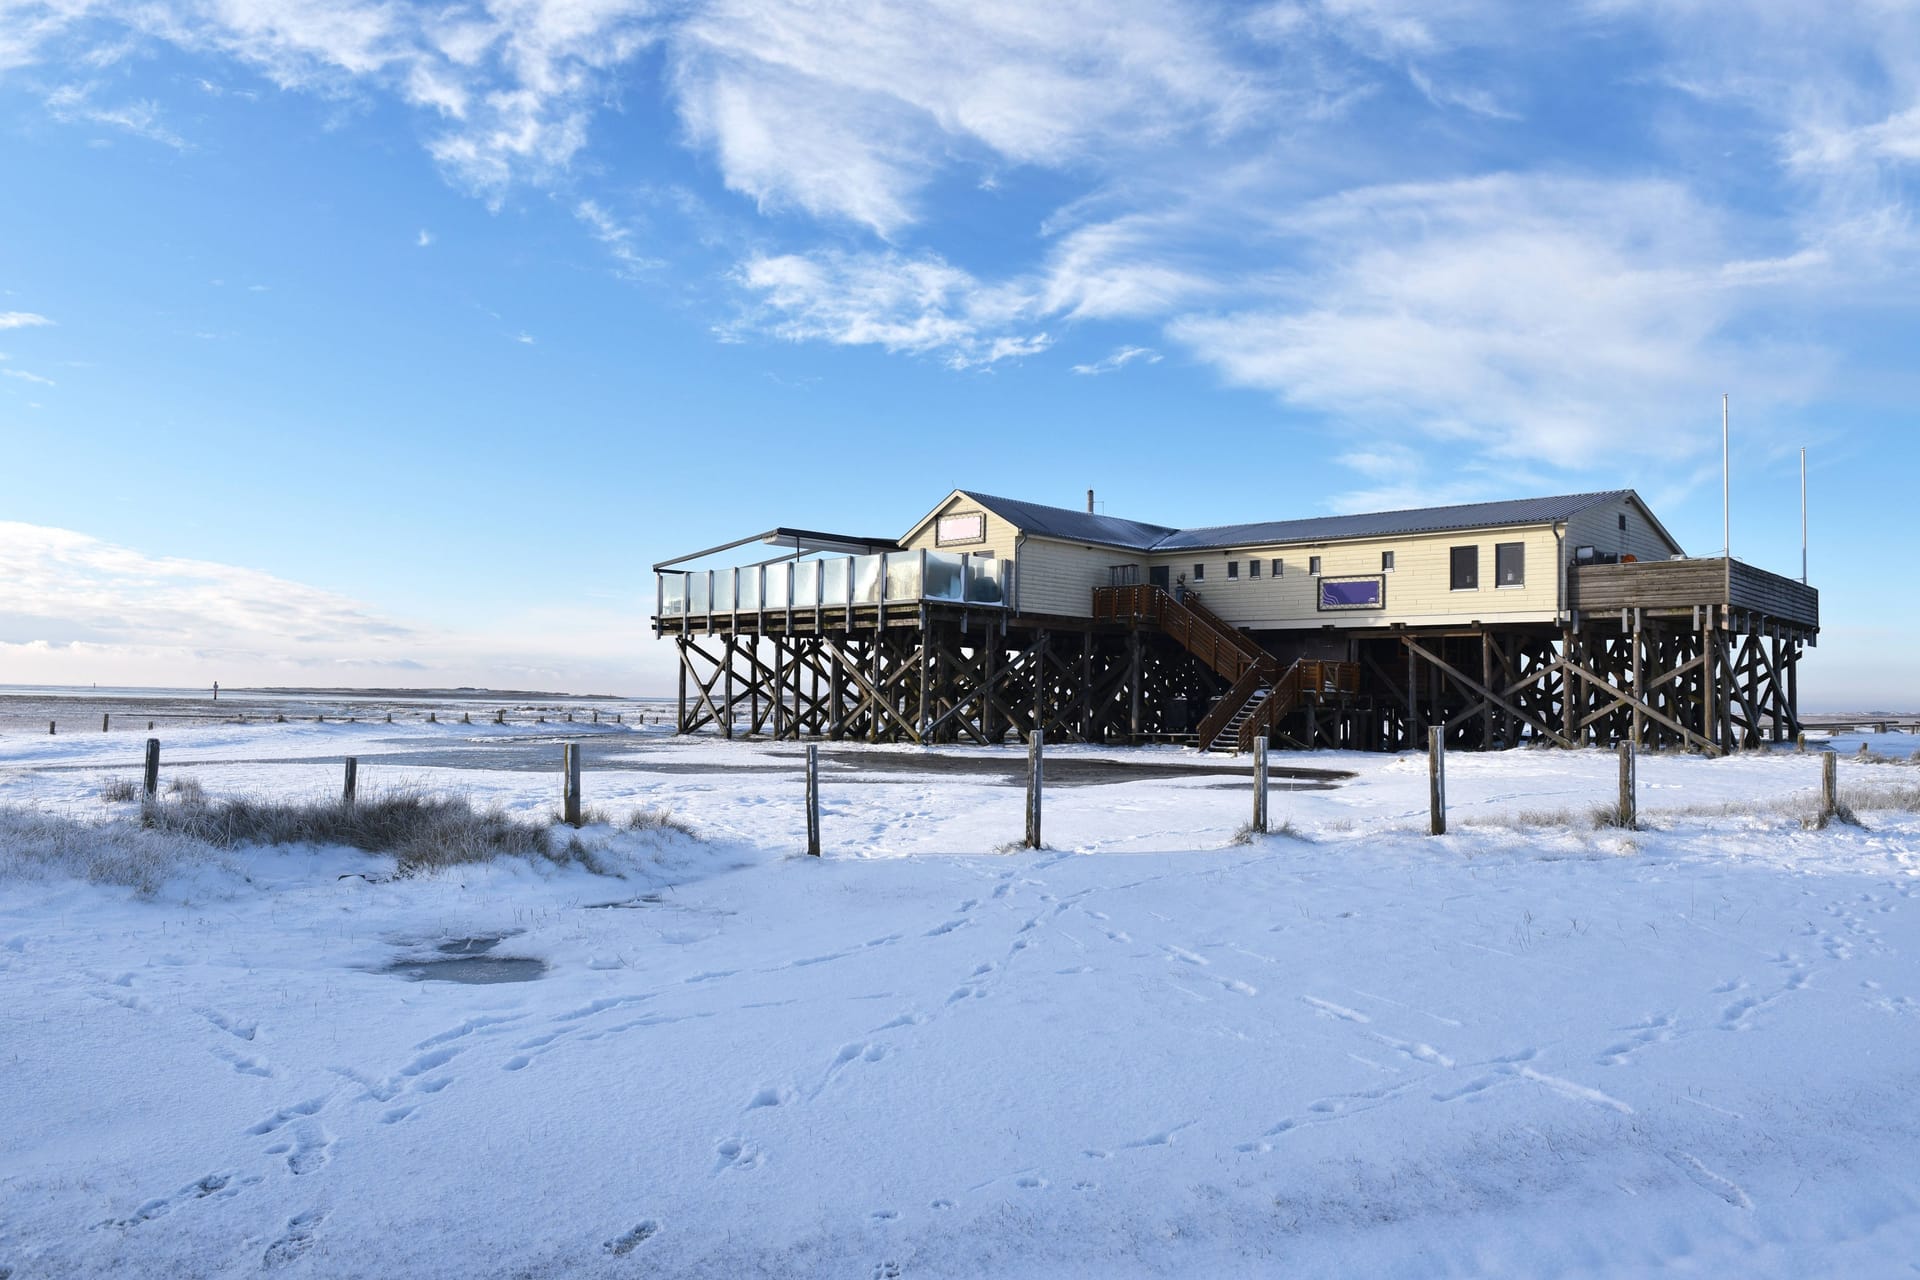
[[3, 721, 1919, 1278]]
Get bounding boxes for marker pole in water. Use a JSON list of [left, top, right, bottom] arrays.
[[805, 745, 821, 857]]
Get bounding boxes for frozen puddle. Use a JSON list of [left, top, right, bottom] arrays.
[[384, 936, 547, 984]]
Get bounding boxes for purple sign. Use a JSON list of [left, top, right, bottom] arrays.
[[1319, 576, 1384, 610]]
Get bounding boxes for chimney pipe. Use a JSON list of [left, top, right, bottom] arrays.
[[1086, 488, 1095, 514]]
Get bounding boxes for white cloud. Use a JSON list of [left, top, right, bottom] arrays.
[[0, 521, 671, 691], [513, 331, 536, 344], [574, 198, 662, 277], [47, 82, 189, 148], [0, 312, 54, 329], [1166, 174, 1830, 470], [1071, 345, 1161, 376], [416, 228, 433, 247], [732, 249, 1050, 368], [1, 368, 56, 386]]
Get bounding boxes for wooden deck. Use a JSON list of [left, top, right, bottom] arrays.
[[1568, 557, 1818, 633]]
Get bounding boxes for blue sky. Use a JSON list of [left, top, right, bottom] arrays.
[[1, 0, 1916, 705]]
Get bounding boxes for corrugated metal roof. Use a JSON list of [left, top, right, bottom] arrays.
[[962, 492, 1177, 551], [958, 489, 1639, 553], [1151, 491, 1636, 551]]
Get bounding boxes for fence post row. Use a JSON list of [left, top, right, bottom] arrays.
[[1025, 730, 1044, 849], [805, 745, 821, 857], [1617, 741, 1636, 829], [562, 744, 583, 827], [1428, 727, 1446, 837], [1252, 737, 1269, 835]]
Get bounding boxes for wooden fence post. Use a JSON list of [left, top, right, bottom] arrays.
[[1617, 741, 1636, 829], [342, 757, 358, 808], [1025, 729, 1045, 849], [1428, 727, 1446, 836], [48, 720, 55, 736], [1252, 737, 1270, 835], [1821, 752, 1838, 821], [143, 738, 160, 800], [562, 743, 582, 827], [805, 745, 821, 857], [102, 714, 110, 733], [1795, 732, 1807, 754]]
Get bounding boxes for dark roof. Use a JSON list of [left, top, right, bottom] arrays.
[[956, 489, 1650, 553], [1152, 491, 1638, 551], [962, 492, 1177, 552]]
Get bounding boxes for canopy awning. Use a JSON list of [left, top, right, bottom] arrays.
[[652, 527, 901, 572]]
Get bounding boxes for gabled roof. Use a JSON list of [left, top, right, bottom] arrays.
[[942, 491, 1177, 552], [1153, 491, 1654, 551], [938, 488, 1679, 555]]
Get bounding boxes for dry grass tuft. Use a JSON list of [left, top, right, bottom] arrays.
[[99, 777, 141, 804], [624, 807, 698, 838]]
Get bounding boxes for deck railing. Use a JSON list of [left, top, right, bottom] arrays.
[[658, 549, 1009, 621]]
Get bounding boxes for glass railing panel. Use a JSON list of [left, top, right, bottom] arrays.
[[765, 565, 789, 609], [823, 558, 850, 607], [965, 558, 1006, 604], [854, 553, 883, 604], [885, 552, 921, 601], [738, 568, 762, 612], [661, 576, 687, 616], [924, 551, 964, 601], [794, 560, 821, 608], [714, 572, 735, 612], [690, 574, 710, 614]]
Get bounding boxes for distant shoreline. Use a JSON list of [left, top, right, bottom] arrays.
[[0, 684, 638, 701]]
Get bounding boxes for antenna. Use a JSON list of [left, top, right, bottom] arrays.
[[1722, 394, 1730, 561], [1800, 445, 1808, 584]]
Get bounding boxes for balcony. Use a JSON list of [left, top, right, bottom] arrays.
[[657, 548, 1010, 625]]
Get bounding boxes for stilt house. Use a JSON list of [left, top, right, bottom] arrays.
[[654, 488, 1817, 753]]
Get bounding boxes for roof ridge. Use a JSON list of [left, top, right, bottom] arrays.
[[1162, 489, 1629, 539]]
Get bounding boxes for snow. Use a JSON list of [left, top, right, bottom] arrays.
[[3, 720, 1919, 1277]]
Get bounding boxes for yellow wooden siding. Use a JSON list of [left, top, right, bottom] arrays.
[[1017, 540, 1143, 616], [1564, 500, 1681, 565], [1148, 525, 1567, 628], [898, 493, 1020, 561]]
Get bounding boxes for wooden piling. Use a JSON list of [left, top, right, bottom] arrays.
[[143, 738, 160, 800], [562, 743, 582, 828], [1252, 737, 1270, 835], [1617, 741, 1636, 829], [48, 720, 55, 736], [101, 714, 109, 733], [1428, 727, 1446, 836], [1025, 729, 1044, 849], [342, 757, 358, 808], [805, 744, 821, 857]]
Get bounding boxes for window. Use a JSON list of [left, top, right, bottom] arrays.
[[1495, 542, 1525, 587], [1248, 559, 1261, 578], [1272, 558, 1284, 577], [1381, 550, 1395, 572], [1192, 563, 1205, 581], [1226, 560, 1239, 580], [1618, 513, 1627, 532], [1309, 555, 1322, 575], [935, 512, 987, 546], [1449, 545, 1479, 590]]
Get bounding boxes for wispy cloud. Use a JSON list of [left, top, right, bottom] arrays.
[[0, 312, 54, 329], [1072, 346, 1161, 376], [574, 199, 663, 278], [47, 83, 188, 148], [732, 249, 1050, 368], [1, 368, 56, 386], [416, 228, 433, 247]]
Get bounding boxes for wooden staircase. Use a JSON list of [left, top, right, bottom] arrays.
[[1093, 584, 1361, 752]]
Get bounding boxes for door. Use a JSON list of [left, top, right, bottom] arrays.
[[1150, 565, 1171, 593]]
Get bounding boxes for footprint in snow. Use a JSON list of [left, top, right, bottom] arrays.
[[604, 1219, 660, 1256]]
